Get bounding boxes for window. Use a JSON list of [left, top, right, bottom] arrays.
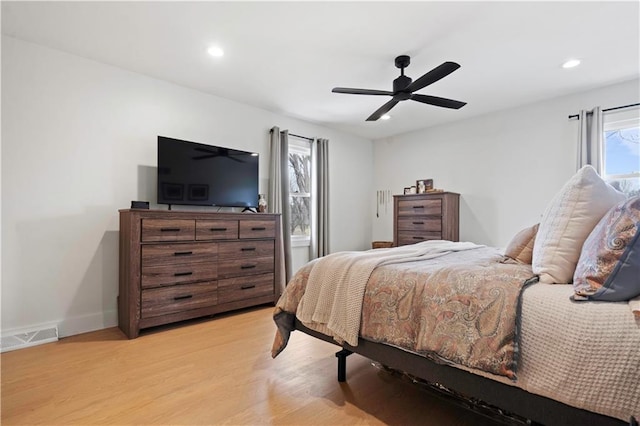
[[603, 109, 640, 197], [288, 139, 311, 247]]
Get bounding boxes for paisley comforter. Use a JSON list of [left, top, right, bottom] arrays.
[[273, 245, 535, 379]]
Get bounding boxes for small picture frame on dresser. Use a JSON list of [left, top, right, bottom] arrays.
[[416, 179, 433, 194], [404, 187, 411, 194]]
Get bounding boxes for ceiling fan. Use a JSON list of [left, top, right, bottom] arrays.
[[332, 55, 467, 121]]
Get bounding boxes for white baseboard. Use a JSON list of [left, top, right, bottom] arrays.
[[57, 309, 119, 337]]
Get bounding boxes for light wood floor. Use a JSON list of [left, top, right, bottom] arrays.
[[2, 306, 502, 425]]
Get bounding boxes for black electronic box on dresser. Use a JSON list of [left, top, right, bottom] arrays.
[[393, 192, 460, 247], [118, 209, 283, 338]]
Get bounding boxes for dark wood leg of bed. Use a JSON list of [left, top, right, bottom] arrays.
[[335, 349, 353, 382]]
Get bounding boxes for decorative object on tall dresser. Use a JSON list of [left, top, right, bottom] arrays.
[[425, 179, 433, 191], [118, 209, 283, 338], [416, 179, 433, 194], [403, 187, 411, 195], [393, 192, 460, 246]]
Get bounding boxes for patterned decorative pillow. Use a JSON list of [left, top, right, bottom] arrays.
[[504, 223, 539, 264], [532, 165, 625, 283], [573, 196, 640, 302]]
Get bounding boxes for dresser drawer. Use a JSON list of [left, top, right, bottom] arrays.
[[218, 273, 274, 304], [218, 240, 274, 259], [141, 219, 195, 242], [397, 231, 442, 246], [397, 217, 442, 232], [397, 199, 442, 216], [141, 281, 217, 319], [239, 220, 276, 239], [218, 256, 274, 279], [141, 263, 217, 288], [196, 220, 239, 240], [141, 242, 217, 267]]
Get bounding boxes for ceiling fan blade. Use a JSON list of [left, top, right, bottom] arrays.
[[332, 87, 394, 96], [194, 147, 217, 154], [410, 94, 466, 109], [366, 99, 399, 121], [406, 62, 461, 93]]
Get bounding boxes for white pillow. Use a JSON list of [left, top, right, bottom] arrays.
[[532, 165, 625, 284]]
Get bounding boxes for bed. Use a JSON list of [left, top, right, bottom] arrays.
[[271, 167, 640, 425]]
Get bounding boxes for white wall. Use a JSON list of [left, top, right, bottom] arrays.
[[372, 78, 640, 247], [1, 36, 373, 337]]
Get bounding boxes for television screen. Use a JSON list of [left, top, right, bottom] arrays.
[[157, 136, 259, 208]]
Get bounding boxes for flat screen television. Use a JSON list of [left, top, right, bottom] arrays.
[[157, 136, 259, 208]]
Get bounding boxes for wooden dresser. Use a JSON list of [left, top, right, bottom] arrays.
[[393, 192, 460, 247], [118, 209, 282, 338]]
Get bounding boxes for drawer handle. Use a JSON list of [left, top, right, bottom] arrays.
[[251, 227, 266, 231], [161, 227, 181, 232], [412, 221, 424, 225], [412, 236, 425, 240], [210, 227, 228, 232], [241, 284, 256, 290], [241, 247, 256, 251], [174, 295, 193, 301], [412, 206, 424, 209], [241, 265, 256, 270], [174, 271, 193, 277], [174, 251, 193, 256]]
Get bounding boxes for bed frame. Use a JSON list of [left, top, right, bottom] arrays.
[[294, 319, 630, 426]]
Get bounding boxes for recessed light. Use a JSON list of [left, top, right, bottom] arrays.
[[562, 59, 580, 69], [207, 46, 224, 58], [381, 114, 391, 120]]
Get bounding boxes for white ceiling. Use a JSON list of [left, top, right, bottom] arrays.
[[2, 1, 639, 140]]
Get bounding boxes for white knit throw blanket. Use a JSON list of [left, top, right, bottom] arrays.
[[296, 240, 483, 346]]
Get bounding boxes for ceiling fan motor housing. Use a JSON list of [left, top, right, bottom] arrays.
[[393, 75, 412, 98]]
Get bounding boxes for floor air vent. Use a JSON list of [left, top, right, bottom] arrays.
[[1, 326, 59, 353]]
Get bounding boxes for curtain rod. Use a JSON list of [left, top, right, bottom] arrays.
[[288, 133, 314, 142], [568, 102, 640, 120], [269, 128, 314, 142]]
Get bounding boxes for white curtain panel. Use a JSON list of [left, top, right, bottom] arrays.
[[577, 107, 603, 174], [269, 127, 292, 286], [311, 138, 330, 259]]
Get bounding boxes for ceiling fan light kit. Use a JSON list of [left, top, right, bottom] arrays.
[[332, 55, 467, 121]]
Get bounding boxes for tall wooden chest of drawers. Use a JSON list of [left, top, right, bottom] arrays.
[[118, 209, 282, 338], [393, 192, 460, 247]]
